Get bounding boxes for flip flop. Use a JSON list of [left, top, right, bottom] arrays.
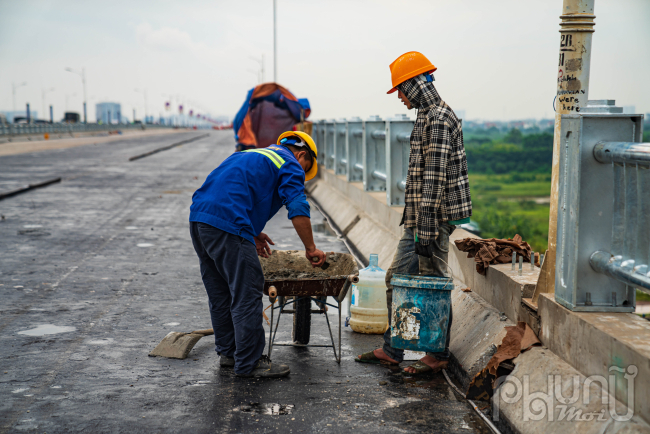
[[402, 360, 449, 376], [354, 350, 399, 365]]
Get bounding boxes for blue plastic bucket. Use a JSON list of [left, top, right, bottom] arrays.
[[390, 274, 453, 353]]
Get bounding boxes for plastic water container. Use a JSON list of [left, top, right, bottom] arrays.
[[349, 254, 389, 334], [390, 274, 453, 352]]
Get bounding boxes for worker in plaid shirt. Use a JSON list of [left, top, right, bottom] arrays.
[[356, 51, 472, 375]]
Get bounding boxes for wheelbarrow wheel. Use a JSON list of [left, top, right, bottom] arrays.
[[292, 297, 311, 345]]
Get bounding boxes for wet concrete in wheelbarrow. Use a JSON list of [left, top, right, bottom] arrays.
[[0, 131, 490, 433]]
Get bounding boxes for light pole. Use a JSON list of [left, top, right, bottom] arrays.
[[535, 0, 596, 300], [12, 82, 27, 113], [273, 0, 277, 82], [65, 67, 87, 123], [135, 88, 148, 123], [42, 88, 54, 121]]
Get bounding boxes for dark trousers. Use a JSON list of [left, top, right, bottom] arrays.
[[382, 224, 455, 363], [189, 222, 266, 375]]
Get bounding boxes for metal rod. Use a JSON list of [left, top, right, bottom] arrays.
[[519, 256, 523, 276], [323, 304, 338, 362], [268, 298, 274, 358], [397, 180, 406, 191], [338, 301, 341, 364], [371, 130, 386, 140], [352, 130, 362, 138], [354, 163, 363, 172], [273, 344, 334, 348], [273, 0, 277, 82], [512, 252, 516, 271], [531, 251, 535, 270], [593, 142, 650, 166], [372, 170, 387, 181], [590, 250, 650, 294], [396, 133, 410, 143]]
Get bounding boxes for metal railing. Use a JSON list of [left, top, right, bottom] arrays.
[[311, 114, 477, 259], [313, 115, 414, 205], [590, 141, 650, 295], [0, 122, 175, 138], [554, 103, 648, 312]]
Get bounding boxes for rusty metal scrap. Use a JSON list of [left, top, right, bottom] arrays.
[[454, 234, 536, 275]]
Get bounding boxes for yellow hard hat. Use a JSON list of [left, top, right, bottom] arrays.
[[277, 131, 318, 181]]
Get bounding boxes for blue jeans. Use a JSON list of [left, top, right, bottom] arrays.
[[382, 224, 455, 363], [189, 222, 266, 375]]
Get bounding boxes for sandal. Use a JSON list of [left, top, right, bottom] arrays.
[[354, 350, 399, 365], [402, 359, 448, 376]]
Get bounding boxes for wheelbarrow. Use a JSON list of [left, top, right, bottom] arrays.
[[260, 250, 359, 363]]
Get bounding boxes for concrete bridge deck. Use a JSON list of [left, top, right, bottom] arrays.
[[0, 131, 490, 433]]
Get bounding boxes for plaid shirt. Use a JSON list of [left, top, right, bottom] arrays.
[[399, 77, 472, 245]]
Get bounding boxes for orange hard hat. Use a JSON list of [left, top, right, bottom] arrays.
[[387, 51, 437, 94]]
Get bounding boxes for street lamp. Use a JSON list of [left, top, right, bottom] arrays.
[[134, 89, 148, 123], [65, 67, 87, 123], [42, 88, 54, 122], [12, 82, 27, 113]]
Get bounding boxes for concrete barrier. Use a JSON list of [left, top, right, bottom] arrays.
[[309, 167, 650, 432]]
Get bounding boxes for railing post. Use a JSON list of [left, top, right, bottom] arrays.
[[363, 116, 386, 192], [554, 100, 645, 312], [325, 120, 335, 170], [334, 119, 347, 175], [346, 117, 363, 183], [386, 114, 413, 206]]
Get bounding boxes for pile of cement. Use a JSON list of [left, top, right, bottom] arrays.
[[260, 250, 356, 281]]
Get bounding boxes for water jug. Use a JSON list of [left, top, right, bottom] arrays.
[[349, 254, 388, 334]]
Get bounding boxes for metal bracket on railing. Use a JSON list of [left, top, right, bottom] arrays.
[[334, 119, 347, 175], [554, 105, 646, 312], [346, 117, 363, 182], [386, 114, 413, 206], [363, 116, 386, 192], [324, 120, 336, 170]]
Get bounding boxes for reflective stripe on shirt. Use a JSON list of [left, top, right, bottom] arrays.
[[243, 148, 286, 169]]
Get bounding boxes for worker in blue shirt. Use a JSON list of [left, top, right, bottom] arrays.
[[189, 131, 326, 378]]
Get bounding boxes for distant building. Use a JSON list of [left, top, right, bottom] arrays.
[[96, 102, 121, 124], [0, 110, 39, 123]]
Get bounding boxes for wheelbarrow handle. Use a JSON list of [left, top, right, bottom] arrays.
[[190, 329, 214, 336]]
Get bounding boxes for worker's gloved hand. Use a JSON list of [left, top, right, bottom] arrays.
[[254, 232, 275, 258], [306, 247, 326, 268], [414, 241, 432, 258]]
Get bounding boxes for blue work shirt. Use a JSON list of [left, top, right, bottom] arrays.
[[189, 145, 310, 245]]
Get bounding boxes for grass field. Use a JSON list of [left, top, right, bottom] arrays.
[[469, 173, 551, 252]]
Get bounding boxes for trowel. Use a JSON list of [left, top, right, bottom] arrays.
[[148, 328, 213, 359]]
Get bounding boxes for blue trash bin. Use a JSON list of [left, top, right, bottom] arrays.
[[390, 274, 453, 353]]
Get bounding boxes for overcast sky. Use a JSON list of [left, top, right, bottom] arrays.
[[1, 0, 648, 122]]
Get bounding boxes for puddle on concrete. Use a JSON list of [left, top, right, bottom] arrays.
[[23, 224, 43, 228], [87, 338, 113, 345], [135, 197, 145, 201], [17, 324, 76, 336], [12, 388, 29, 394], [125, 226, 138, 230], [137, 243, 154, 247], [164, 322, 180, 326], [233, 403, 295, 415]]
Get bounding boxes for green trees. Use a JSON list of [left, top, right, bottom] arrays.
[[465, 130, 553, 174]]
